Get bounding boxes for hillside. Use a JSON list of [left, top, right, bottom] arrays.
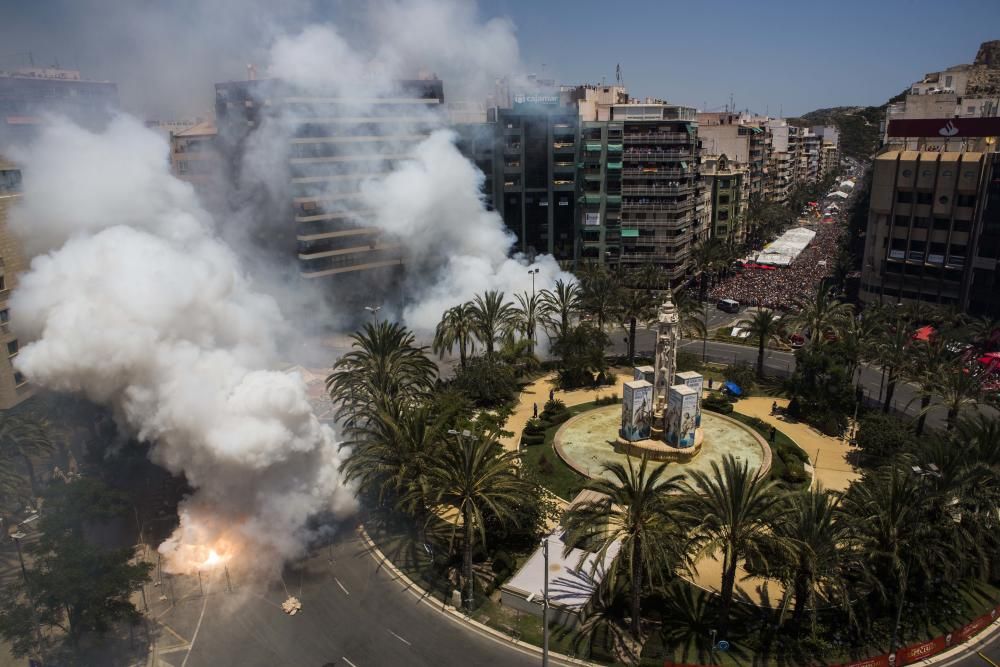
[[787, 96, 903, 161]]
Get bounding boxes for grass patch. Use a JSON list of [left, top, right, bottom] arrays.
[[521, 401, 600, 501], [723, 410, 811, 491]]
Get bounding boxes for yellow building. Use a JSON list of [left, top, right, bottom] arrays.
[[0, 158, 34, 409]]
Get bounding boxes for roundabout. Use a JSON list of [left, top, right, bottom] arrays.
[[553, 404, 771, 487]]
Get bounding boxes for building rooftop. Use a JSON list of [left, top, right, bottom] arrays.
[[173, 120, 217, 137]]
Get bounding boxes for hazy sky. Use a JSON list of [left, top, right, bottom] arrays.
[[3, 0, 999, 119]]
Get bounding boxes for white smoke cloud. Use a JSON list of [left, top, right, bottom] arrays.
[[9, 116, 356, 574]]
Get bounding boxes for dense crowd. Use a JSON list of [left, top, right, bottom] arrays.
[[709, 221, 844, 311]]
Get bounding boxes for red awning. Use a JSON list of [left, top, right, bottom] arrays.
[[912, 325, 935, 342]]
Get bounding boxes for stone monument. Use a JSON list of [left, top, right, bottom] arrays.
[[616, 291, 707, 461]]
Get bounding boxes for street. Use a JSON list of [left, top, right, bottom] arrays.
[[143, 527, 542, 667]]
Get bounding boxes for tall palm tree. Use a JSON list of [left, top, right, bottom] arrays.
[[840, 308, 884, 386], [539, 279, 580, 340], [0, 413, 55, 499], [737, 309, 785, 378], [618, 288, 655, 364], [674, 288, 708, 342], [513, 291, 545, 357], [691, 239, 725, 302], [469, 290, 518, 357], [631, 262, 667, 294], [326, 321, 437, 427], [579, 267, 621, 332], [678, 454, 789, 636], [840, 464, 959, 654], [789, 283, 854, 345], [874, 309, 912, 414], [905, 337, 949, 435], [774, 487, 847, 627], [341, 402, 447, 516], [929, 359, 984, 430], [422, 432, 529, 610], [433, 303, 476, 369], [562, 455, 684, 640]]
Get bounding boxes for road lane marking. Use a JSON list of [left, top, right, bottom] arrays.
[[388, 629, 412, 646], [980, 651, 999, 667], [335, 577, 350, 595], [180, 580, 211, 667], [342, 657, 359, 667]]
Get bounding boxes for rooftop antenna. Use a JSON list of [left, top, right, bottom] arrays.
[[729, 92, 734, 116]]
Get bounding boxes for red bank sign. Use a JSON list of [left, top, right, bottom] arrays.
[[886, 117, 1000, 138]]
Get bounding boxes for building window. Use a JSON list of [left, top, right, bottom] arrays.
[[13, 371, 25, 386], [916, 192, 933, 205], [0, 274, 5, 291], [957, 194, 976, 207], [6, 339, 17, 357], [913, 217, 930, 229], [893, 215, 909, 227], [896, 191, 913, 203], [718, 195, 730, 204], [954, 220, 971, 232], [932, 218, 950, 230], [0, 309, 7, 323]]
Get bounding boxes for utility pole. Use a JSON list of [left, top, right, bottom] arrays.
[[542, 536, 549, 667]]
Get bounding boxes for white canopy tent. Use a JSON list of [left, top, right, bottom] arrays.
[[830, 191, 850, 199], [840, 180, 856, 190], [756, 227, 816, 266]]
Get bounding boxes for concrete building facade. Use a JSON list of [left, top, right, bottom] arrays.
[[859, 149, 1000, 314], [0, 158, 34, 409], [0, 68, 118, 145], [701, 153, 747, 242]]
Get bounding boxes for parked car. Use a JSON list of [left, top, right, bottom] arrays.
[[717, 298, 740, 313]]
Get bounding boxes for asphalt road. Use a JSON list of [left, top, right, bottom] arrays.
[[147, 528, 541, 667]]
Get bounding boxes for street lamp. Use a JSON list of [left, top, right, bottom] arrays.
[[364, 304, 381, 326], [541, 535, 550, 667], [9, 530, 28, 588], [528, 267, 540, 299]]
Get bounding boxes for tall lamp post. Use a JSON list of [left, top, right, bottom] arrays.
[[528, 267, 540, 299], [541, 535, 550, 667], [365, 304, 381, 326]]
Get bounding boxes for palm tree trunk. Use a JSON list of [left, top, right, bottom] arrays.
[[882, 371, 896, 414], [791, 556, 811, 626], [463, 505, 474, 611], [946, 406, 958, 431], [718, 557, 738, 637], [631, 538, 643, 639], [628, 317, 637, 364], [459, 335, 468, 369], [915, 394, 930, 435], [21, 454, 38, 499]]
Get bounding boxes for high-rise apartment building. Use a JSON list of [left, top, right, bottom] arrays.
[[214, 77, 445, 286], [0, 67, 118, 145], [696, 113, 768, 199], [170, 119, 219, 187], [859, 143, 1000, 315], [0, 158, 33, 409], [489, 94, 578, 259], [701, 153, 748, 242]]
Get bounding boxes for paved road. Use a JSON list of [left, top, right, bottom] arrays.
[[147, 527, 541, 667]]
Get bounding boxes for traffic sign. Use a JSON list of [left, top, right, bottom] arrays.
[[717, 640, 730, 652]]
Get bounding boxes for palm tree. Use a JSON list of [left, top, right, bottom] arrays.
[[341, 402, 447, 516], [966, 315, 1000, 351], [905, 337, 948, 435], [631, 262, 667, 294], [691, 239, 725, 302], [579, 267, 621, 331], [498, 334, 540, 376], [562, 456, 684, 639], [873, 309, 912, 414], [618, 288, 655, 364], [433, 303, 476, 369], [840, 308, 884, 385], [674, 288, 708, 342], [326, 321, 437, 426], [737, 309, 785, 378], [678, 454, 789, 636], [840, 464, 959, 654], [539, 279, 580, 340], [930, 359, 984, 430], [422, 432, 529, 610], [657, 582, 716, 665], [789, 283, 854, 346], [0, 413, 55, 499], [469, 290, 518, 357], [774, 487, 847, 627], [513, 291, 545, 357]]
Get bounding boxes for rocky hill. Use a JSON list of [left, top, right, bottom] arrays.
[[787, 102, 898, 161]]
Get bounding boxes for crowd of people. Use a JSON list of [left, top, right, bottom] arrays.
[[708, 220, 844, 311]]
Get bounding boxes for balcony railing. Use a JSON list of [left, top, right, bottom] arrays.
[[622, 198, 695, 212], [622, 168, 689, 178], [623, 150, 691, 161], [622, 185, 694, 196], [623, 132, 691, 145]]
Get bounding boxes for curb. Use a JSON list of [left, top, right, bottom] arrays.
[[920, 615, 1000, 667], [357, 524, 598, 667]]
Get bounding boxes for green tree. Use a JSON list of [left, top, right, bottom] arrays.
[[469, 290, 518, 356], [422, 432, 529, 610], [929, 359, 985, 431], [433, 302, 477, 369], [551, 322, 610, 389], [0, 413, 56, 499], [326, 321, 437, 427], [539, 279, 581, 340], [513, 291, 545, 357], [450, 354, 519, 407], [679, 454, 789, 636], [737, 309, 785, 378], [854, 413, 912, 465], [788, 283, 854, 346], [617, 287, 655, 365], [562, 456, 684, 639], [905, 337, 948, 435], [579, 266, 621, 331], [0, 479, 152, 655], [341, 402, 448, 515]]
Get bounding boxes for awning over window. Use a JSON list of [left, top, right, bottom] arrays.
[[579, 194, 601, 204], [607, 143, 623, 152], [585, 143, 602, 152], [607, 162, 622, 169], [621, 228, 639, 238]]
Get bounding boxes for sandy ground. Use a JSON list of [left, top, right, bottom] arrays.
[[503, 374, 862, 606]]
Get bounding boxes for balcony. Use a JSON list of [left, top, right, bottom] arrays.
[[622, 168, 689, 178], [553, 142, 576, 152], [622, 198, 695, 213], [623, 132, 690, 145], [623, 150, 691, 161], [622, 184, 694, 196], [504, 144, 521, 154]]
